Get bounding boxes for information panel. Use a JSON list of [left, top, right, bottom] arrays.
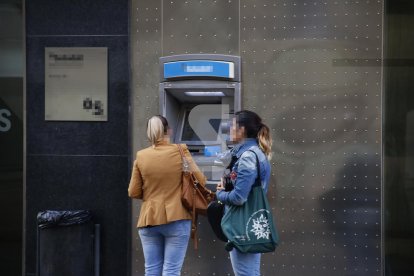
[[45, 47, 108, 121]]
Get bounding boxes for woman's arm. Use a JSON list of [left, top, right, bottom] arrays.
[[216, 151, 258, 205], [183, 145, 207, 185], [128, 157, 143, 199]]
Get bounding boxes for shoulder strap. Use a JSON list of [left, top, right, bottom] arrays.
[[247, 149, 262, 186], [227, 155, 238, 170], [177, 144, 200, 250], [177, 144, 190, 172]]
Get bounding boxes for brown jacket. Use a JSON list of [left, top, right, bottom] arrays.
[[128, 141, 206, 228]]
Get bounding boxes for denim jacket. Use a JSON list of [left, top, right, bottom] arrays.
[[216, 138, 271, 206]]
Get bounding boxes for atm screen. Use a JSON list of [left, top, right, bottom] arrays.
[[181, 109, 221, 142]]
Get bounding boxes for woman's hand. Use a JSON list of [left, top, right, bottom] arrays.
[[216, 178, 225, 191]]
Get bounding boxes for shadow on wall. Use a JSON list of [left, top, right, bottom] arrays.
[[319, 150, 381, 274]]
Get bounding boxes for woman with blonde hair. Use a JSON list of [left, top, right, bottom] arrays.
[[216, 110, 272, 276], [128, 115, 206, 276]]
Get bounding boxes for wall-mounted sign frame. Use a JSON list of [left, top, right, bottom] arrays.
[[44, 47, 108, 121]]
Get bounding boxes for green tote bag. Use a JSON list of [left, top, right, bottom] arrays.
[[220, 151, 279, 253]]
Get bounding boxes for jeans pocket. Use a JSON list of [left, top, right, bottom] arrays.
[[138, 227, 150, 236], [177, 220, 191, 236]]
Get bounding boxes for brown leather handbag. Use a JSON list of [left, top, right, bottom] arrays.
[[177, 144, 215, 249]]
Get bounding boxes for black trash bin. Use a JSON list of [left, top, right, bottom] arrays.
[[36, 210, 100, 276]]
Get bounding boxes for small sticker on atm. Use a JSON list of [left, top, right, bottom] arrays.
[[185, 65, 213, 73]]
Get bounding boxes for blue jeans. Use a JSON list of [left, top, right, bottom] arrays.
[[138, 220, 191, 276], [229, 248, 261, 276]]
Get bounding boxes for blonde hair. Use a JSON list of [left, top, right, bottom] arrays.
[[147, 116, 167, 145], [258, 124, 273, 159]]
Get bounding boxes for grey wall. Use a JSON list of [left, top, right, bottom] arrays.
[[25, 0, 130, 275], [131, 0, 383, 275]]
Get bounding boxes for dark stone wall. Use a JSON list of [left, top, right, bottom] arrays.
[[25, 1, 130, 275]]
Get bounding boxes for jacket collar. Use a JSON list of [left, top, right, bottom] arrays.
[[233, 138, 258, 158], [154, 139, 170, 147]]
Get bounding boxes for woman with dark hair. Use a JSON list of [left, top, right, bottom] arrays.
[[216, 110, 272, 276], [128, 115, 206, 275]]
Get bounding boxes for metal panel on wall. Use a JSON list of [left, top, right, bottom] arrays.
[[131, 0, 383, 275], [162, 0, 239, 55], [131, 1, 239, 274], [240, 0, 383, 275], [131, 0, 162, 274]]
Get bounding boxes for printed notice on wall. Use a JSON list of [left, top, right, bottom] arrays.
[[45, 47, 108, 121]]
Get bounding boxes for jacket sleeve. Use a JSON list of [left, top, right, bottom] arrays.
[[128, 156, 143, 199], [182, 145, 207, 186], [216, 151, 258, 205]]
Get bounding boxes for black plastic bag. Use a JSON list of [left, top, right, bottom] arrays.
[[37, 210, 92, 229]]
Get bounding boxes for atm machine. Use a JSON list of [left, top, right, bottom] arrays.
[[159, 54, 241, 189]]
